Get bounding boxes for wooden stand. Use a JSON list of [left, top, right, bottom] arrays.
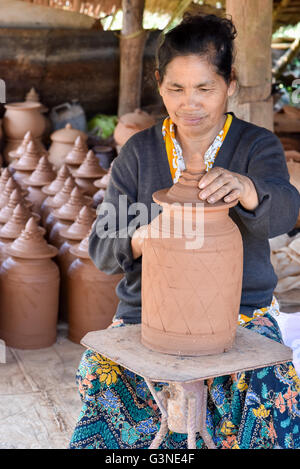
[[81, 324, 292, 449]]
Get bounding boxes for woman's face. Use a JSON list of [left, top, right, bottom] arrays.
[[156, 54, 236, 137]]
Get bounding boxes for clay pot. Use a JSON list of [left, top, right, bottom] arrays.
[[10, 140, 43, 190], [7, 130, 47, 164], [67, 233, 123, 343], [0, 217, 59, 349], [56, 205, 96, 321], [93, 161, 113, 190], [48, 123, 87, 170], [114, 108, 156, 147], [25, 87, 48, 114], [141, 154, 244, 356], [49, 187, 92, 248], [0, 178, 29, 210], [22, 156, 56, 215], [0, 167, 14, 193], [0, 189, 33, 225], [65, 135, 88, 174], [43, 176, 77, 233], [73, 150, 106, 197], [3, 102, 46, 140]]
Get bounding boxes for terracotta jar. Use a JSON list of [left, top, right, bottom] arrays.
[[3, 102, 46, 164], [0, 217, 59, 349], [48, 123, 87, 170], [43, 176, 77, 234], [0, 203, 45, 263], [0, 188, 34, 225], [25, 87, 48, 114], [73, 150, 106, 197], [49, 186, 93, 248], [7, 130, 47, 165], [64, 135, 88, 174], [0, 177, 29, 210], [0, 167, 13, 193], [67, 233, 123, 344], [56, 205, 96, 321], [41, 164, 71, 224], [10, 140, 42, 190], [141, 154, 244, 356], [23, 155, 56, 216], [114, 108, 156, 147]]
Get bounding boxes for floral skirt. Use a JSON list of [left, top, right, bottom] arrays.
[[69, 300, 300, 449]]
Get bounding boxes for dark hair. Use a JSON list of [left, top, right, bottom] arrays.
[[156, 14, 237, 85]]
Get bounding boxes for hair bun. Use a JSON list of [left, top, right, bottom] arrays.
[[182, 13, 237, 42]]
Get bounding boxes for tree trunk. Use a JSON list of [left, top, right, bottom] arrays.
[[118, 0, 147, 117]]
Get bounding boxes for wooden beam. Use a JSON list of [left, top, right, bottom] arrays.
[[118, 0, 147, 117], [272, 37, 300, 78]]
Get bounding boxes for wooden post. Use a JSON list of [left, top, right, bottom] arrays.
[[118, 0, 147, 117], [226, 0, 274, 131]]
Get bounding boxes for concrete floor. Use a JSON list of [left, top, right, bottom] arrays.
[[0, 301, 299, 449]]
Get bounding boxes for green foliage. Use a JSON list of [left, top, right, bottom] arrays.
[[87, 114, 118, 139]]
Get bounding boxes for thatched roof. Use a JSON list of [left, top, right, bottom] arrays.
[[22, 0, 300, 30]]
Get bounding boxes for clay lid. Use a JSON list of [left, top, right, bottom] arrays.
[[6, 216, 57, 259], [23, 156, 56, 187], [0, 167, 13, 192], [59, 205, 96, 240], [153, 153, 239, 209], [119, 108, 155, 129], [8, 130, 33, 160], [46, 176, 76, 209], [0, 177, 29, 209], [0, 205, 45, 240], [65, 136, 89, 165], [42, 164, 71, 196], [72, 150, 107, 179], [5, 101, 42, 112], [11, 140, 42, 171], [93, 162, 113, 188], [0, 188, 33, 223], [52, 187, 93, 221], [25, 87, 40, 103], [69, 231, 90, 259], [50, 123, 87, 144]]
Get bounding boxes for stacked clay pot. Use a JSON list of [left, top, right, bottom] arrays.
[[8, 130, 47, 165], [49, 186, 93, 248], [0, 177, 29, 211], [22, 155, 56, 216], [0, 217, 59, 349], [72, 149, 106, 197], [141, 153, 244, 356], [43, 176, 77, 234], [41, 164, 71, 225], [64, 135, 89, 175], [113, 108, 155, 150], [2, 102, 47, 164], [10, 140, 43, 190], [67, 231, 123, 344], [48, 123, 87, 170], [57, 205, 96, 320]]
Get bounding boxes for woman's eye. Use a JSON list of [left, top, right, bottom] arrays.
[[169, 88, 182, 92]]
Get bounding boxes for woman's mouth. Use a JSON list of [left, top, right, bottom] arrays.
[[178, 114, 207, 124]]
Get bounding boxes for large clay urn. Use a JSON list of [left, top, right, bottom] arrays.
[[73, 150, 106, 197], [3, 102, 46, 164], [48, 123, 87, 170], [141, 154, 243, 356], [23, 155, 56, 216], [113, 108, 156, 149], [57, 205, 96, 321], [67, 233, 123, 344], [0, 217, 59, 349]]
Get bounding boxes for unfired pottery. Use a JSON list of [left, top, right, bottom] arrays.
[[67, 233, 123, 344], [0, 217, 59, 349], [114, 108, 156, 147], [48, 123, 87, 169], [73, 150, 107, 197], [141, 154, 244, 356]]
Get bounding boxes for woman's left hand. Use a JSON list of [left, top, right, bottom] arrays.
[[198, 167, 259, 211]]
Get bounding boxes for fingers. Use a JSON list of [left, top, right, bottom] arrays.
[[198, 168, 243, 204]]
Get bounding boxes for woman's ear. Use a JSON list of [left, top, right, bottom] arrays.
[[154, 70, 162, 94], [228, 68, 238, 97]]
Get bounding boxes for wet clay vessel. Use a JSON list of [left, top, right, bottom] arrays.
[[67, 232, 123, 344], [141, 154, 244, 356], [0, 217, 59, 349]]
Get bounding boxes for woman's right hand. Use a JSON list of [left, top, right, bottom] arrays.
[[131, 224, 150, 260]]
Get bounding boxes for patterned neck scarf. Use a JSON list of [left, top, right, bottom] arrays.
[[162, 113, 233, 183]]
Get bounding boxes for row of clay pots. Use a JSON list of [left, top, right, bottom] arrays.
[[0, 149, 121, 349]]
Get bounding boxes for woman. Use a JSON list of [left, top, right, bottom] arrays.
[[70, 14, 300, 449]]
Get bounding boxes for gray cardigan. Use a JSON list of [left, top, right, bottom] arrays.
[[89, 113, 300, 324]]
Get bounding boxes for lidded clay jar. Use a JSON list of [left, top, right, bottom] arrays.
[[0, 177, 28, 210], [0, 217, 59, 349], [49, 186, 93, 248], [22, 155, 56, 215], [43, 176, 77, 233], [41, 164, 71, 225], [67, 232, 123, 343], [114, 108, 155, 147], [64, 136, 88, 174], [8, 130, 47, 164], [48, 123, 87, 170], [56, 205, 96, 321], [73, 150, 107, 197], [141, 153, 243, 356], [10, 140, 42, 190]]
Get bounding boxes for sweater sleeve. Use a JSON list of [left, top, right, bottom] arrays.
[[88, 141, 139, 275], [233, 130, 300, 240]]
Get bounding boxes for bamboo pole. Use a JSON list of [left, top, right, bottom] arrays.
[[118, 0, 147, 117]]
